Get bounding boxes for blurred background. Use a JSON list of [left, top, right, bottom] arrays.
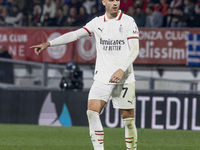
[[0, 0, 199, 131]]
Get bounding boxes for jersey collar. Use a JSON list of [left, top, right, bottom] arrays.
[[104, 10, 123, 22]]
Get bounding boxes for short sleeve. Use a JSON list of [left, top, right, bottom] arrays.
[[83, 17, 96, 36], [127, 18, 139, 39]]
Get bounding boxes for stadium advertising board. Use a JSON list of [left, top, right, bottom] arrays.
[[0, 28, 199, 65], [0, 88, 199, 131], [137, 29, 188, 65], [100, 92, 200, 131], [137, 29, 200, 66], [0, 28, 73, 63], [134, 92, 200, 130]]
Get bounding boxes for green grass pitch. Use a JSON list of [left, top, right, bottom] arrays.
[[0, 124, 199, 150]]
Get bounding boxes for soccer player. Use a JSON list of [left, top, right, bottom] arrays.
[[30, 0, 139, 149]]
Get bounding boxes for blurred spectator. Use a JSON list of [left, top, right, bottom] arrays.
[[83, 0, 95, 15], [0, 0, 5, 5], [0, 4, 8, 17], [42, 13, 53, 26], [33, 4, 42, 26], [87, 5, 98, 21], [0, 16, 4, 26], [145, 5, 163, 27], [0, 4, 7, 26], [162, 7, 172, 27], [170, 0, 183, 15], [76, 6, 88, 26], [183, 0, 194, 16], [135, 0, 148, 12], [182, 0, 195, 27], [64, 0, 83, 18], [95, 0, 105, 15], [65, 6, 77, 26], [146, 1, 155, 7], [155, 0, 169, 16], [55, 0, 69, 16], [170, 6, 184, 28], [0, 0, 198, 28], [4, 5, 23, 27], [0, 45, 14, 84], [64, 0, 71, 5], [133, 6, 146, 27], [120, 0, 134, 13], [195, 0, 200, 14], [31, 0, 44, 5], [26, 0, 43, 16], [12, 0, 25, 11], [127, 6, 135, 17], [151, 0, 160, 5], [55, 0, 63, 9], [69, 0, 82, 10], [3, 0, 12, 11], [27, 13, 34, 26], [170, 0, 183, 8], [190, 5, 200, 27], [27, 4, 42, 27], [40, 0, 56, 23], [54, 7, 66, 26]]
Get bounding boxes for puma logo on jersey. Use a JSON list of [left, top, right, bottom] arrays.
[[128, 100, 133, 104], [98, 28, 103, 32], [133, 30, 139, 34], [133, 26, 139, 34]]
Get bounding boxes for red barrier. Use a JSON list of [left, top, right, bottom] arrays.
[[0, 28, 199, 65]]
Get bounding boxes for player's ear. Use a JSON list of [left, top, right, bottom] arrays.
[[102, 0, 106, 6]]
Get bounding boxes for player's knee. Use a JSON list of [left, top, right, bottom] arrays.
[[87, 110, 99, 119], [87, 99, 106, 113], [123, 118, 135, 128], [87, 102, 96, 111], [120, 109, 134, 119]]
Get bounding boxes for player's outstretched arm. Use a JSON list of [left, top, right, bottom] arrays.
[[30, 42, 50, 55], [30, 28, 89, 55]]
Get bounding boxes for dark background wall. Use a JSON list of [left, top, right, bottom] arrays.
[[0, 88, 199, 130]]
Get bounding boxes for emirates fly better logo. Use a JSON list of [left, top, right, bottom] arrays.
[[100, 38, 125, 51]]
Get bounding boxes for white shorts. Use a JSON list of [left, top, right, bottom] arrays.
[[88, 81, 135, 109]]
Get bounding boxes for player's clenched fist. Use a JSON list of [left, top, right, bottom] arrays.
[[30, 42, 50, 55]]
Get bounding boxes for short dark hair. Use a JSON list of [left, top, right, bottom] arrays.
[[147, 6, 154, 12], [135, 6, 142, 9], [175, 6, 183, 11]]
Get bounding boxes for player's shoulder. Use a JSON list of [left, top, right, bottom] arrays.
[[122, 13, 138, 29], [122, 13, 136, 23]]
